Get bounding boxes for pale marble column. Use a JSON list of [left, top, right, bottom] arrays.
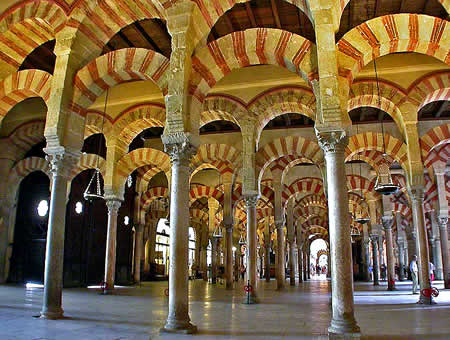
[[296, 231, 303, 283], [134, 224, 143, 283], [438, 217, 449, 289], [289, 241, 296, 286], [104, 199, 121, 292], [382, 217, 396, 290], [40, 151, 76, 319], [409, 187, 433, 304], [161, 139, 197, 334], [225, 226, 233, 289], [244, 194, 258, 304], [363, 239, 371, 281], [317, 131, 360, 337], [276, 223, 285, 290], [430, 212, 443, 280], [303, 249, 308, 281], [211, 238, 218, 284], [397, 243, 406, 281], [264, 244, 271, 282], [371, 234, 379, 286]]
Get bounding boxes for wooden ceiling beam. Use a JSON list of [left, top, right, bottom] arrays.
[[270, 0, 282, 29], [245, 2, 257, 27], [134, 21, 164, 54]]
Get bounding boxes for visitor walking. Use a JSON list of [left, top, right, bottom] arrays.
[[429, 262, 435, 281], [410, 255, 419, 294]]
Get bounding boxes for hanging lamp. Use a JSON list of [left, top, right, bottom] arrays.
[[84, 89, 109, 201], [354, 123, 370, 224], [238, 233, 246, 245], [372, 58, 399, 195], [212, 224, 223, 239]]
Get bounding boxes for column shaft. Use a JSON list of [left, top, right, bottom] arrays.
[[265, 245, 271, 282], [276, 226, 285, 290], [439, 218, 449, 289], [398, 245, 406, 281], [383, 221, 396, 290], [289, 242, 295, 286], [104, 200, 121, 292], [410, 188, 433, 304], [211, 238, 218, 284], [40, 153, 72, 319], [244, 195, 258, 303], [371, 237, 379, 286], [225, 228, 233, 289], [297, 247, 303, 283], [134, 227, 143, 283]]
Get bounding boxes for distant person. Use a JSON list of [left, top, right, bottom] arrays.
[[240, 264, 246, 281], [410, 255, 419, 294], [429, 262, 435, 281]]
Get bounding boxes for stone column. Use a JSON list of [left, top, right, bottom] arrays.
[[409, 187, 433, 304], [234, 245, 240, 282], [382, 217, 396, 290], [288, 241, 296, 286], [370, 234, 380, 286], [430, 212, 443, 280], [160, 138, 197, 334], [296, 228, 303, 283], [244, 194, 258, 304], [103, 199, 121, 292], [317, 131, 360, 336], [275, 223, 285, 290], [211, 237, 218, 284], [407, 231, 417, 265], [225, 226, 233, 289], [303, 249, 308, 281], [201, 245, 208, 281], [264, 243, 271, 282], [397, 243, 406, 281], [40, 150, 76, 319], [134, 224, 144, 283], [438, 217, 449, 289], [363, 240, 371, 281]]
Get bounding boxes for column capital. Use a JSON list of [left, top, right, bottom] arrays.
[[408, 186, 425, 203], [106, 199, 121, 215], [370, 233, 379, 242], [315, 129, 348, 154], [438, 216, 448, 228], [275, 220, 285, 230], [44, 147, 79, 179], [244, 194, 259, 208], [224, 225, 233, 233], [381, 216, 394, 230], [162, 132, 198, 166]]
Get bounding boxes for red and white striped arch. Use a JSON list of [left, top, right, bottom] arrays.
[[346, 132, 408, 171], [408, 71, 450, 109], [189, 185, 224, 205], [114, 103, 166, 148], [201, 95, 245, 128], [249, 86, 316, 148], [256, 136, 323, 183], [346, 149, 393, 174], [140, 186, 169, 212], [346, 174, 376, 197], [282, 177, 324, 203], [0, 70, 52, 122], [9, 156, 50, 190], [298, 194, 327, 209], [83, 110, 113, 141], [7, 119, 45, 153], [136, 165, 165, 193], [68, 0, 166, 70], [192, 143, 242, 175], [71, 48, 169, 116], [69, 153, 106, 182], [116, 148, 170, 189], [190, 28, 316, 102], [0, 0, 66, 74], [419, 123, 450, 159], [337, 14, 450, 83]]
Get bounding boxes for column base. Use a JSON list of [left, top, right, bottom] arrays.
[[226, 282, 233, 290], [242, 293, 258, 304], [40, 308, 64, 320], [328, 321, 360, 339], [328, 330, 361, 340], [160, 321, 197, 334], [417, 296, 436, 305]]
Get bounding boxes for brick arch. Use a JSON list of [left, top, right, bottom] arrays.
[[71, 48, 169, 116], [283, 177, 324, 203], [256, 136, 323, 183], [140, 186, 169, 212], [419, 123, 450, 157], [114, 103, 166, 148], [249, 86, 316, 148], [9, 156, 50, 191], [346, 149, 393, 174], [136, 165, 164, 193], [190, 28, 316, 101], [115, 148, 170, 190], [69, 153, 106, 182], [295, 205, 327, 220], [68, 0, 166, 70], [280, 157, 316, 184], [0, 70, 52, 124], [201, 95, 245, 128], [346, 174, 376, 196], [7, 119, 45, 152], [192, 144, 242, 175], [189, 185, 224, 204], [408, 71, 450, 109], [298, 194, 327, 209], [338, 14, 450, 83], [346, 132, 409, 171], [0, 0, 66, 74], [84, 110, 113, 141]]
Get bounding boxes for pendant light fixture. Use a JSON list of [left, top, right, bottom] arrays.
[[238, 232, 246, 245], [372, 58, 400, 196], [84, 89, 108, 201], [354, 123, 370, 224]]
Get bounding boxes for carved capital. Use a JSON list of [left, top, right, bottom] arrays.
[[106, 199, 121, 215], [44, 147, 79, 179], [438, 216, 448, 229], [408, 186, 425, 203], [244, 194, 259, 208], [370, 233, 379, 243], [381, 216, 394, 230], [162, 132, 198, 166], [316, 130, 348, 154]]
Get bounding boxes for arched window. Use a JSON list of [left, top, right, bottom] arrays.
[[37, 200, 48, 217]]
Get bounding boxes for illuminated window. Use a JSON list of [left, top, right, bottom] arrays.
[[124, 216, 129, 226], [37, 200, 48, 217], [75, 202, 83, 214], [127, 175, 133, 188]]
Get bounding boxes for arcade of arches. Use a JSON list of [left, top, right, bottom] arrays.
[[0, 0, 449, 339]]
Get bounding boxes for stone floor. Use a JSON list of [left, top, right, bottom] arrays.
[[0, 277, 449, 339]]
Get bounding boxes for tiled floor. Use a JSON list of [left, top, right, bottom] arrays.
[[0, 278, 449, 339]]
